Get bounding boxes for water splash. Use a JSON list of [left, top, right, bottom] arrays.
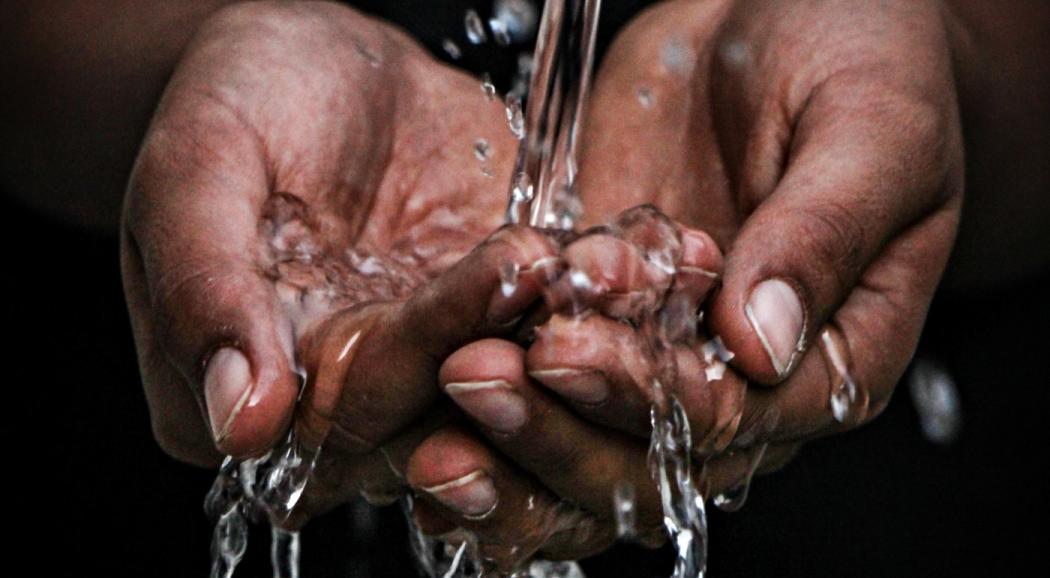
[[205, 429, 316, 577]]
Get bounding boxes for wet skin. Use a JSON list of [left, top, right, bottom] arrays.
[[118, 0, 1045, 568]]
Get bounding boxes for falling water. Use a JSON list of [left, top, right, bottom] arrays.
[[505, 0, 712, 576], [505, 0, 599, 230], [205, 429, 317, 578]]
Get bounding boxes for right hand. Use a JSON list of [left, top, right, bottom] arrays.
[[122, 0, 558, 519]]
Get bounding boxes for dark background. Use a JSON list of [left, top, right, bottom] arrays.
[[4, 1, 1048, 576]]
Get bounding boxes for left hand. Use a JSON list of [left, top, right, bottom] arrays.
[[404, 0, 964, 563]]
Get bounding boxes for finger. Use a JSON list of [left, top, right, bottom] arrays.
[[528, 314, 654, 436], [731, 203, 960, 443], [406, 425, 613, 570], [663, 226, 723, 342], [439, 339, 666, 533], [709, 70, 963, 384], [124, 101, 301, 459], [548, 233, 663, 319], [548, 207, 722, 322], [295, 226, 561, 455], [527, 315, 748, 455]]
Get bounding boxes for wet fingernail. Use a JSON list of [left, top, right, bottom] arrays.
[[445, 380, 527, 433], [528, 368, 609, 405], [680, 230, 712, 267], [204, 347, 253, 443], [746, 279, 805, 378], [421, 470, 498, 518]]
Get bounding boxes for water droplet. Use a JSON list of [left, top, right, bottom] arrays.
[[819, 328, 861, 423], [701, 336, 735, 364], [511, 172, 533, 202], [492, 0, 539, 44], [637, 87, 654, 108], [489, 17, 512, 46], [500, 261, 520, 298], [718, 38, 751, 69], [505, 95, 525, 139], [442, 38, 462, 60], [568, 269, 594, 292], [464, 10, 488, 44], [480, 73, 497, 101], [908, 357, 962, 444], [661, 38, 692, 75], [613, 481, 637, 539], [704, 361, 726, 382], [473, 138, 492, 161]]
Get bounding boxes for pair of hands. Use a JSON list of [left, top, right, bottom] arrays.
[[123, 0, 962, 567]]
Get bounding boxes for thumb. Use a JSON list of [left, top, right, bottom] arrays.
[[125, 99, 299, 460], [709, 72, 960, 383]]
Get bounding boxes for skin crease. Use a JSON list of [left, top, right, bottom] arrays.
[[0, 0, 1044, 569]]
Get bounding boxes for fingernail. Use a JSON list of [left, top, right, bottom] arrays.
[[528, 368, 609, 405], [444, 380, 527, 433], [421, 470, 498, 518], [680, 230, 710, 266], [203, 347, 253, 443], [745, 279, 805, 377]]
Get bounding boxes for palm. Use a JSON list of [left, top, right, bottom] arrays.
[[124, 3, 538, 486]]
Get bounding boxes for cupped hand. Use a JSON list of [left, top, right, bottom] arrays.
[[408, 0, 965, 562], [122, 0, 559, 519], [576, 0, 963, 453]]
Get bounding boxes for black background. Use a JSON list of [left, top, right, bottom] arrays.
[[3, 1, 1048, 576]]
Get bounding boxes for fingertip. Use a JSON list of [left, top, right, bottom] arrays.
[[678, 227, 723, 273], [406, 428, 487, 489], [407, 429, 499, 519], [439, 339, 526, 387], [708, 278, 788, 385], [208, 344, 300, 458]]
